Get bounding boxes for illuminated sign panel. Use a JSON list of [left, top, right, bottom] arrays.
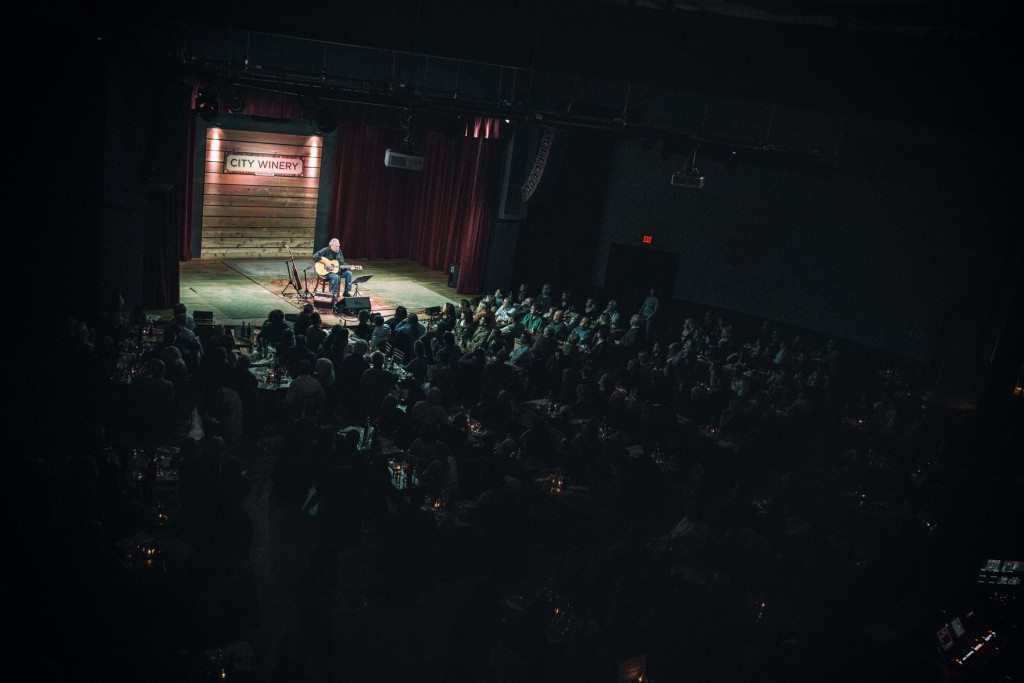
[[224, 152, 304, 177]]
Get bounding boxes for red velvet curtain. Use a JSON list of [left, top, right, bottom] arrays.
[[145, 187, 181, 308], [407, 129, 500, 293], [179, 111, 195, 261], [146, 92, 194, 308], [328, 112, 502, 293]]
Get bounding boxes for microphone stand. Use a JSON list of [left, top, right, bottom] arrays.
[[301, 266, 315, 300]]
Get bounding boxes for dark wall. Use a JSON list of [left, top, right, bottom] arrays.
[[34, 16, 106, 322], [101, 61, 169, 314], [483, 220, 521, 295], [594, 122, 1021, 361], [513, 130, 615, 292]]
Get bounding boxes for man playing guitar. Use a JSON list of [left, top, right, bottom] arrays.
[[312, 238, 362, 300]]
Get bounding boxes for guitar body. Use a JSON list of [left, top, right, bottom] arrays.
[[315, 260, 363, 277]]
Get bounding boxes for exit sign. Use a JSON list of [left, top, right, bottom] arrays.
[[642, 235, 653, 244]]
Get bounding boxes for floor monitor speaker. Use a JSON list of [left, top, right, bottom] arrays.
[[339, 296, 371, 313], [313, 291, 334, 308]]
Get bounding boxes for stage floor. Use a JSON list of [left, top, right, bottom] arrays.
[[157, 257, 477, 328]]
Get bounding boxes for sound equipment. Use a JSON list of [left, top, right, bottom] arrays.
[[385, 149, 425, 171], [336, 296, 371, 314], [521, 126, 555, 203], [312, 291, 334, 308], [447, 262, 460, 288], [194, 311, 214, 323], [670, 170, 705, 189]]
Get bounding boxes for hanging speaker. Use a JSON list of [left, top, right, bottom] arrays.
[[520, 126, 555, 203]]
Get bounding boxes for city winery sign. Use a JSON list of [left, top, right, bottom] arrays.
[[223, 152, 304, 177]]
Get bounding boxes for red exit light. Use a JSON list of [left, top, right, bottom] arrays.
[[642, 235, 653, 244]]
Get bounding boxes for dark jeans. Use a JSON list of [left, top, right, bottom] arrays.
[[327, 270, 353, 295]]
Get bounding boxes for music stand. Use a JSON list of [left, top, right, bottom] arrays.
[[350, 273, 373, 297]]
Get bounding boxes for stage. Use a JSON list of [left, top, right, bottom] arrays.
[[159, 257, 477, 328]]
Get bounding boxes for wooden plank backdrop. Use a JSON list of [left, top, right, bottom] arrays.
[[200, 129, 322, 259]]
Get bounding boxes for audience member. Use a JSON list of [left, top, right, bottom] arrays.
[[283, 359, 325, 417], [259, 309, 292, 347]]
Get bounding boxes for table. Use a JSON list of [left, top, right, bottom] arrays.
[[117, 531, 193, 583], [533, 469, 592, 507], [695, 425, 744, 453], [121, 446, 182, 526], [248, 359, 292, 391]]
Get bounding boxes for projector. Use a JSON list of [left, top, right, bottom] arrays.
[[385, 149, 425, 171], [670, 171, 705, 189]]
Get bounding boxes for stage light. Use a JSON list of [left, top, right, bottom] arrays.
[[195, 89, 219, 122], [227, 96, 246, 114]]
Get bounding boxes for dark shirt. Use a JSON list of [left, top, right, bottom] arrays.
[[312, 246, 346, 266], [226, 365, 260, 426], [338, 353, 370, 389], [546, 320, 568, 341], [354, 322, 373, 342], [293, 312, 315, 335], [480, 360, 516, 401], [405, 355, 430, 382], [532, 335, 556, 359], [205, 332, 235, 356], [360, 366, 397, 407], [569, 325, 593, 346], [395, 321, 425, 340], [535, 293, 553, 312], [259, 319, 293, 346], [374, 405, 410, 438], [618, 327, 643, 351], [280, 345, 316, 377]]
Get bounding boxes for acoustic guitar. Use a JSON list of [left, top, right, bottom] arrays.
[[314, 260, 364, 277], [284, 245, 303, 292]]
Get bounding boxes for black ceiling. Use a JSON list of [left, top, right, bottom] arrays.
[[96, 0, 1022, 130]]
